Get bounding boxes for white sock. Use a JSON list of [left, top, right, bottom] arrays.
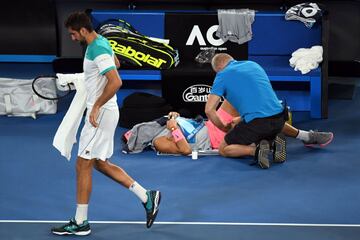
[[75, 204, 88, 225], [129, 181, 148, 203], [296, 130, 310, 142]]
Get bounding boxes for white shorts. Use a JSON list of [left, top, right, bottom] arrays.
[[78, 107, 119, 161]]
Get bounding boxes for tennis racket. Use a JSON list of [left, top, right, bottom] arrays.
[[32, 75, 73, 100]]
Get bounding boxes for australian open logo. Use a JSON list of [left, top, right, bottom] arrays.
[[182, 84, 211, 102]]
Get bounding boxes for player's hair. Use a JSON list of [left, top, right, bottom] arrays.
[[65, 12, 94, 32]]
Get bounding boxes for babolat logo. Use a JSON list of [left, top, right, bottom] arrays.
[[108, 40, 167, 68], [182, 84, 212, 102]]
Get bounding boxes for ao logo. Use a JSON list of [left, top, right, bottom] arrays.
[[186, 25, 224, 46]]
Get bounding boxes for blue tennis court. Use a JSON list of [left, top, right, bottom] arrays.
[[1, 88, 360, 239]]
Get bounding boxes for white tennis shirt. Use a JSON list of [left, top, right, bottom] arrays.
[[83, 35, 118, 110]]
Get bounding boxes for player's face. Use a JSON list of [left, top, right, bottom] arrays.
[[68, 28, 86, 45]]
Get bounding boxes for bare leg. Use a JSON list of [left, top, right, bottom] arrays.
[[219, 140, 256, 157], [76, 157, 95, 204], [282, 122, 299, 138], [93, 160, 134, 188], [281, 122, 334, 147]]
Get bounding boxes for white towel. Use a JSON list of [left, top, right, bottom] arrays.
[[289, 46, 323, 74], [53, 73, 87, 161]]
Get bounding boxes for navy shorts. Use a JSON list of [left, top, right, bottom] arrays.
[[224, 111, 286, 145]]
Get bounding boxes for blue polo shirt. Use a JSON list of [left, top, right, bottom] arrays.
[[210, 60, 283, 123]]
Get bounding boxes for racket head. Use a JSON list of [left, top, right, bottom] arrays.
[[32, 75, 72, 100]]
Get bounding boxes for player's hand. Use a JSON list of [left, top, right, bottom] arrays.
[[168, 112, 180, 119], [89, 105, 100, 128]]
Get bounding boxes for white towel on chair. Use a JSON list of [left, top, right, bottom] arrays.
[[289, 45, 323, 74], [53, 73, 87, 161]]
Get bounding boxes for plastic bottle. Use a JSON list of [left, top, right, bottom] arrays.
[[191, 148, 198, 160]]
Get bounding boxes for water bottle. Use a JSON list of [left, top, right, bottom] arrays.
[[191, 147, 198, 160]]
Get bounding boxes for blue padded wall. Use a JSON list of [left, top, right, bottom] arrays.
[[249, 13, 321, 56]]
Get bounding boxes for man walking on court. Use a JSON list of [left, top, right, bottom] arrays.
[[51, 12, 161, 236]]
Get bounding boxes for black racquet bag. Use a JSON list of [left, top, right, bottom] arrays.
[[119, 92, 173, 128], [97, 19, 179, 70]]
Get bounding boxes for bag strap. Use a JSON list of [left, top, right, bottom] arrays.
[[30, 94, 40, 119], [4, 94, 12, 116]]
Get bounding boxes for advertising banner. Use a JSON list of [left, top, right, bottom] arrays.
[[163, 12, 247, 116]]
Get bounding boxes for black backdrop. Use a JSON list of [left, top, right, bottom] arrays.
[[162, 12, 248, 117], [164, 12, 247, 64], [0, 1, 57, 55]]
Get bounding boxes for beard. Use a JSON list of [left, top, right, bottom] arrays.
[[79, 39, 87, 46]]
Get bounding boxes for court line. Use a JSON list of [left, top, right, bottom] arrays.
[[0, 220, 360, 227]]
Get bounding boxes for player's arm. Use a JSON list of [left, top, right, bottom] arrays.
[[90, 69, 122, 127], [205, 94, 231, 132], [114, 55, 120, 69], [153, 136, 192, 155], [153, 119, 192, 155], [96, 69, 122, 107]]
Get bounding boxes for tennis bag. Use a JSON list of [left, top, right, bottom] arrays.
[[119, 92, 173, 128], [97, 19, 179, 69], [0, 78, 57, 118]]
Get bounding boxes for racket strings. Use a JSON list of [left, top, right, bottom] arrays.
[[32, 75, 73, 100]]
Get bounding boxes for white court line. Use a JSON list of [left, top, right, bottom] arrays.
[[0, 220, 360, 227]]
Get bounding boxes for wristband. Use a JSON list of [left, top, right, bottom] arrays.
[[124, 130, 132, 141], [172, 128, 185, 142]]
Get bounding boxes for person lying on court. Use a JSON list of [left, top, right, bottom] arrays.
[[123, 100, 333, 163], [121, 100, 238, 155]]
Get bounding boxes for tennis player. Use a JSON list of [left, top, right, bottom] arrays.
[[51, 12, 161, 236]]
